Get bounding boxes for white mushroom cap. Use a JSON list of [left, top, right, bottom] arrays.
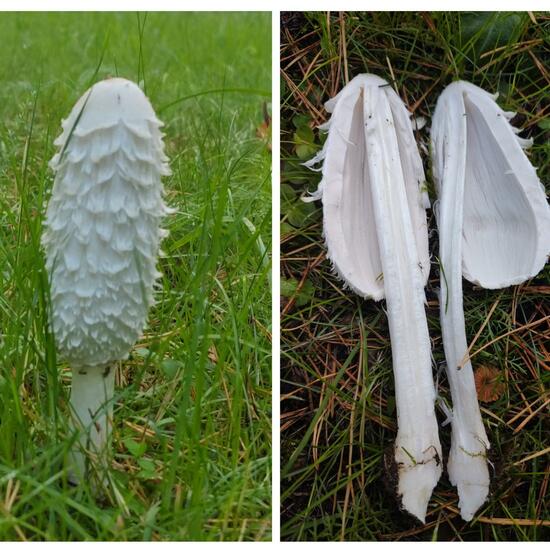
[[43, 78, 171, 367]]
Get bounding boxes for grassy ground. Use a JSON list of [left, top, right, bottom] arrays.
[[280, 11, 549, 541], [0, 12, 271, 541]]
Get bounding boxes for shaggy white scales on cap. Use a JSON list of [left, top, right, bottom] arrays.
[[305, 74, 441, 523], [42, 77, 172, 484], [431, 80, 550, 521]]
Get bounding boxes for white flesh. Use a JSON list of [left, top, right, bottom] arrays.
[[308, 75, 441, 522], [69, 364, 115, 487]]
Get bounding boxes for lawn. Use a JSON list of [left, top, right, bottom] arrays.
[[280, 11, 549, 541], [0, 11, 272, 541]]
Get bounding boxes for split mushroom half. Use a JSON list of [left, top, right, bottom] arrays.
[[431, 80, 550, 520], [305, 74, 441, 523]]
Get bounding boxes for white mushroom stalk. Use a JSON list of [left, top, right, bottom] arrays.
[[305, 74, 441, 523], [431, 80, 550, 520], [42, 77, 171, 485]]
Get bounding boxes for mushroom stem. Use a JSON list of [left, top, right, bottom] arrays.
[[435, 124, 490, 520], [69, 364, 115, 486], [362, 86, 442, 523]]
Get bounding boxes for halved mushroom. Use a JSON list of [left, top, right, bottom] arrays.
[[431, 80, 550, 520], [306, 74, 441, 523]]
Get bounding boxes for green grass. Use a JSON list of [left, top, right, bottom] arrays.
[[280, 11, 549, 541], [0, 12, 271, 541]]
